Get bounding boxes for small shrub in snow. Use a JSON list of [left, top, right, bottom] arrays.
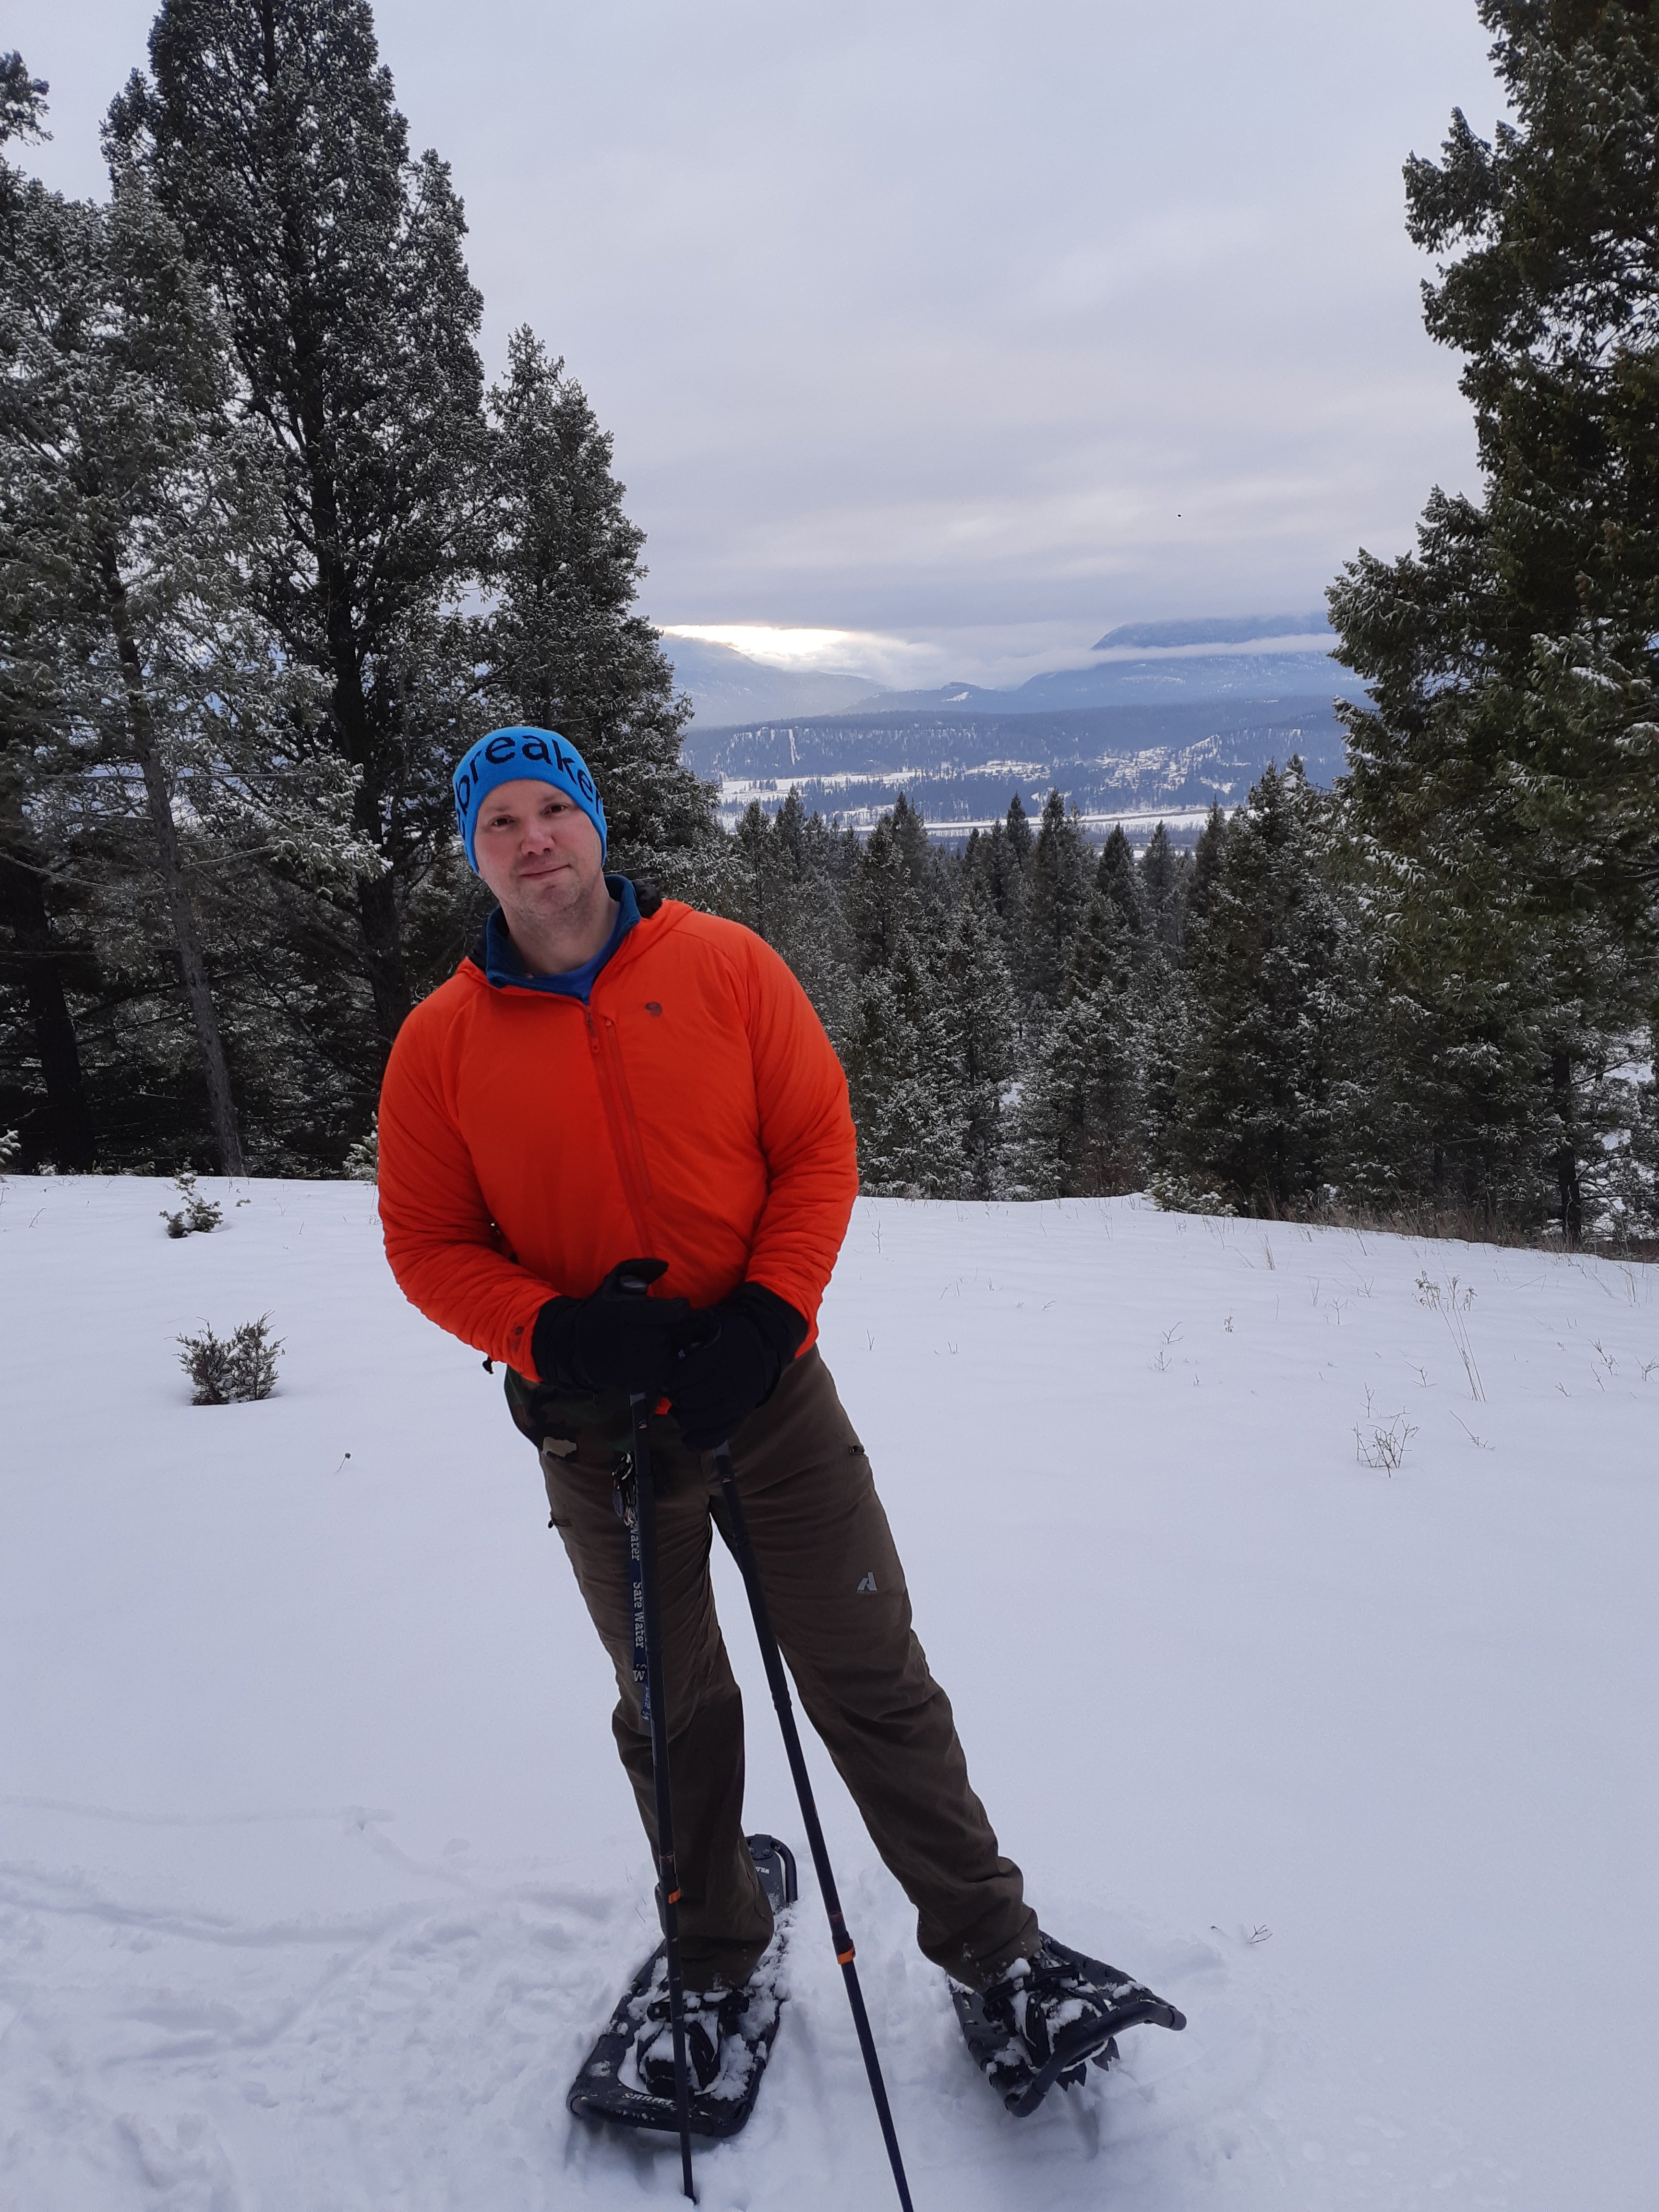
[[0, 1129, 19, 1175], [161, 1172, 224, 1238], [178, 1315, 282, 1404], [1354, 1409, 1417, 1473], [343, 1117, 379, 1183]]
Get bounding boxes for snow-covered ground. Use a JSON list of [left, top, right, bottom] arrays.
[[1, 1177, 1654, 2211]]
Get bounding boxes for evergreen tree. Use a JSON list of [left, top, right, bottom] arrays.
[[1002, 868, 1144, 1200], [1136, 820, 1186, 955], [1324, 809, 1629, 1234], [968, 795, 1033, 964], [845, 929, 964, 1197], [0, 157, 323, 1174], [1157, 762, 1348, 1215], [1327, 0, 1659, 1235], [1004, 791, 1034, 869], [1022, 789, 1091, 1005], [482, 327, 716, 884], [1183, 801, 1228, 935], [1094, 824, 1147, 947], [733, 800, 787, 944], [850, 799, 934, 973], [109, 0, 489, 1050], [0, 54, 97, 1169], [937, 884, 1016, 1197], [889, 789, 937, 895], [729, 790, 855, 1047], [1000, 990, 1141, 1200], [842, 794, 961, 1190]]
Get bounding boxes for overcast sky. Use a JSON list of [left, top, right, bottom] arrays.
[[15, 1, 1503, 684]]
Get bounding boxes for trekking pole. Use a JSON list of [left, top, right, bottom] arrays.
[[628, 1383, 697, 2203], [712, 1442, 915, 2212]]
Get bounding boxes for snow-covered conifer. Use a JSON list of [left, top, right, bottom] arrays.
[[1022, 791, 1091, 1007], [482, 328, 718, 890], [1155, 762, 1346, 1215], [110, 0, 490, 1051], [937, 886, 1016, 1199]]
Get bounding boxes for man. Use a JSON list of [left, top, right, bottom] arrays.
[[377, 725, 1181, 2106]]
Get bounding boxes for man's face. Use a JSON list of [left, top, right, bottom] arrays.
[[472, 779, 605, 920]]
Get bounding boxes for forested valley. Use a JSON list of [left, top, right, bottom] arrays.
[[3, 0, 1657, 1246]]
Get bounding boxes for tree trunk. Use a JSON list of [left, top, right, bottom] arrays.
[[300, 371, 414, 1055], [0, 825, 96, 1169], [103, 560, 246, 1177], [355, 861, 413, 1051], [1551, 1047, 1584, 1247]]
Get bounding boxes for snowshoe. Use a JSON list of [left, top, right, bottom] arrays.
[[566, 1833, 797, 2140], [950, 1933, 1186, 2117]]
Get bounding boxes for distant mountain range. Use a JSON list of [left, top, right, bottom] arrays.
[[662, 636, 877, 726], [662, 611, 1348, 730], [1092, 610, 1331, 651], [666, 613, 1362, 839], [684, 695, 1354, 841], [846, 648, 1360, 718]]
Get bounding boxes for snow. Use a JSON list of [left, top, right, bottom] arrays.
[[1, 1175, 1654, 2211]]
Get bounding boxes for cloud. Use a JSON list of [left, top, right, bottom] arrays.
[[665, 624, 970, 690], [14, 0, 1503, 643]]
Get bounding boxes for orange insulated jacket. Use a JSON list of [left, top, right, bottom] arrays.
[[377, 899, 859, 1378]]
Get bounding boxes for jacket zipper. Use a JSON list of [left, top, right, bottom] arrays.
[[584, 1006, 657, 1250]]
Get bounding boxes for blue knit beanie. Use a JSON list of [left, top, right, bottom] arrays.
[[452, 727, 608, 871]]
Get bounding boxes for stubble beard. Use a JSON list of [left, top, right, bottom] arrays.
[[502, 848, 611, 959]]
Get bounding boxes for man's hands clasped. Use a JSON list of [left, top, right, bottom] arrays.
[[532, 1261, 807, 1448], [530, 1257, 689, 1397], [665, 1282, 807, 1448]]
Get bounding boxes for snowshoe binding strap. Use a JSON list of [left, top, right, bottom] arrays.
[[975, 1935, 1186, 2117], [639, 1986, 752, 2098]]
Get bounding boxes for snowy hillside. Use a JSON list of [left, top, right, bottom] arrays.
[[685, 698, 1350, 837], [1, 1178, 1653, 2211]]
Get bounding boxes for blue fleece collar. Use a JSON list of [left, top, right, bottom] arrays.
[[482, 876, 642, 1002]]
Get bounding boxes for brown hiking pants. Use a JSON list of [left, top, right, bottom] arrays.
[[538, 1347, 1037, 1991]]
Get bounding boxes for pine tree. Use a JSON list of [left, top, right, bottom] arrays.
[[109, 0, 489, 1051], [482, 327, 716, 884], [1136, 821, 1186, 955], [0, 54, 97, 1169], [968, 796, 1033, 972], [1156, 762, 1348, 1215], [1183, 801, 1228, 935], [937, 884, 1016, 1198], [845, 930, 964, 1197], [733, 800, 786, 943], [850, 801, 933, 973], [1094, 824, 1147, 947], [1022, 789, 1091, 1005], [766, 791, 857, 1047], [1004, 791, 1034, 869], [726, 792, 855, 1047], [1001, 880, 1142, 1199], [840, 796, 969, 1195], [0, 160, 313, 1175], [1322, 811, 1627, 1234], [1327, 0, 1659, 1236]]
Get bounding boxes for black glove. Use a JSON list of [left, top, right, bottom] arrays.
[[531, 1258, 690, 1398], [667, 1283, 808, 1450]]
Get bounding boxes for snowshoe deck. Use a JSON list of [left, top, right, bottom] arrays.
[[951, 1936, 1186, 2118], [567, 1834, 797, 2140]]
